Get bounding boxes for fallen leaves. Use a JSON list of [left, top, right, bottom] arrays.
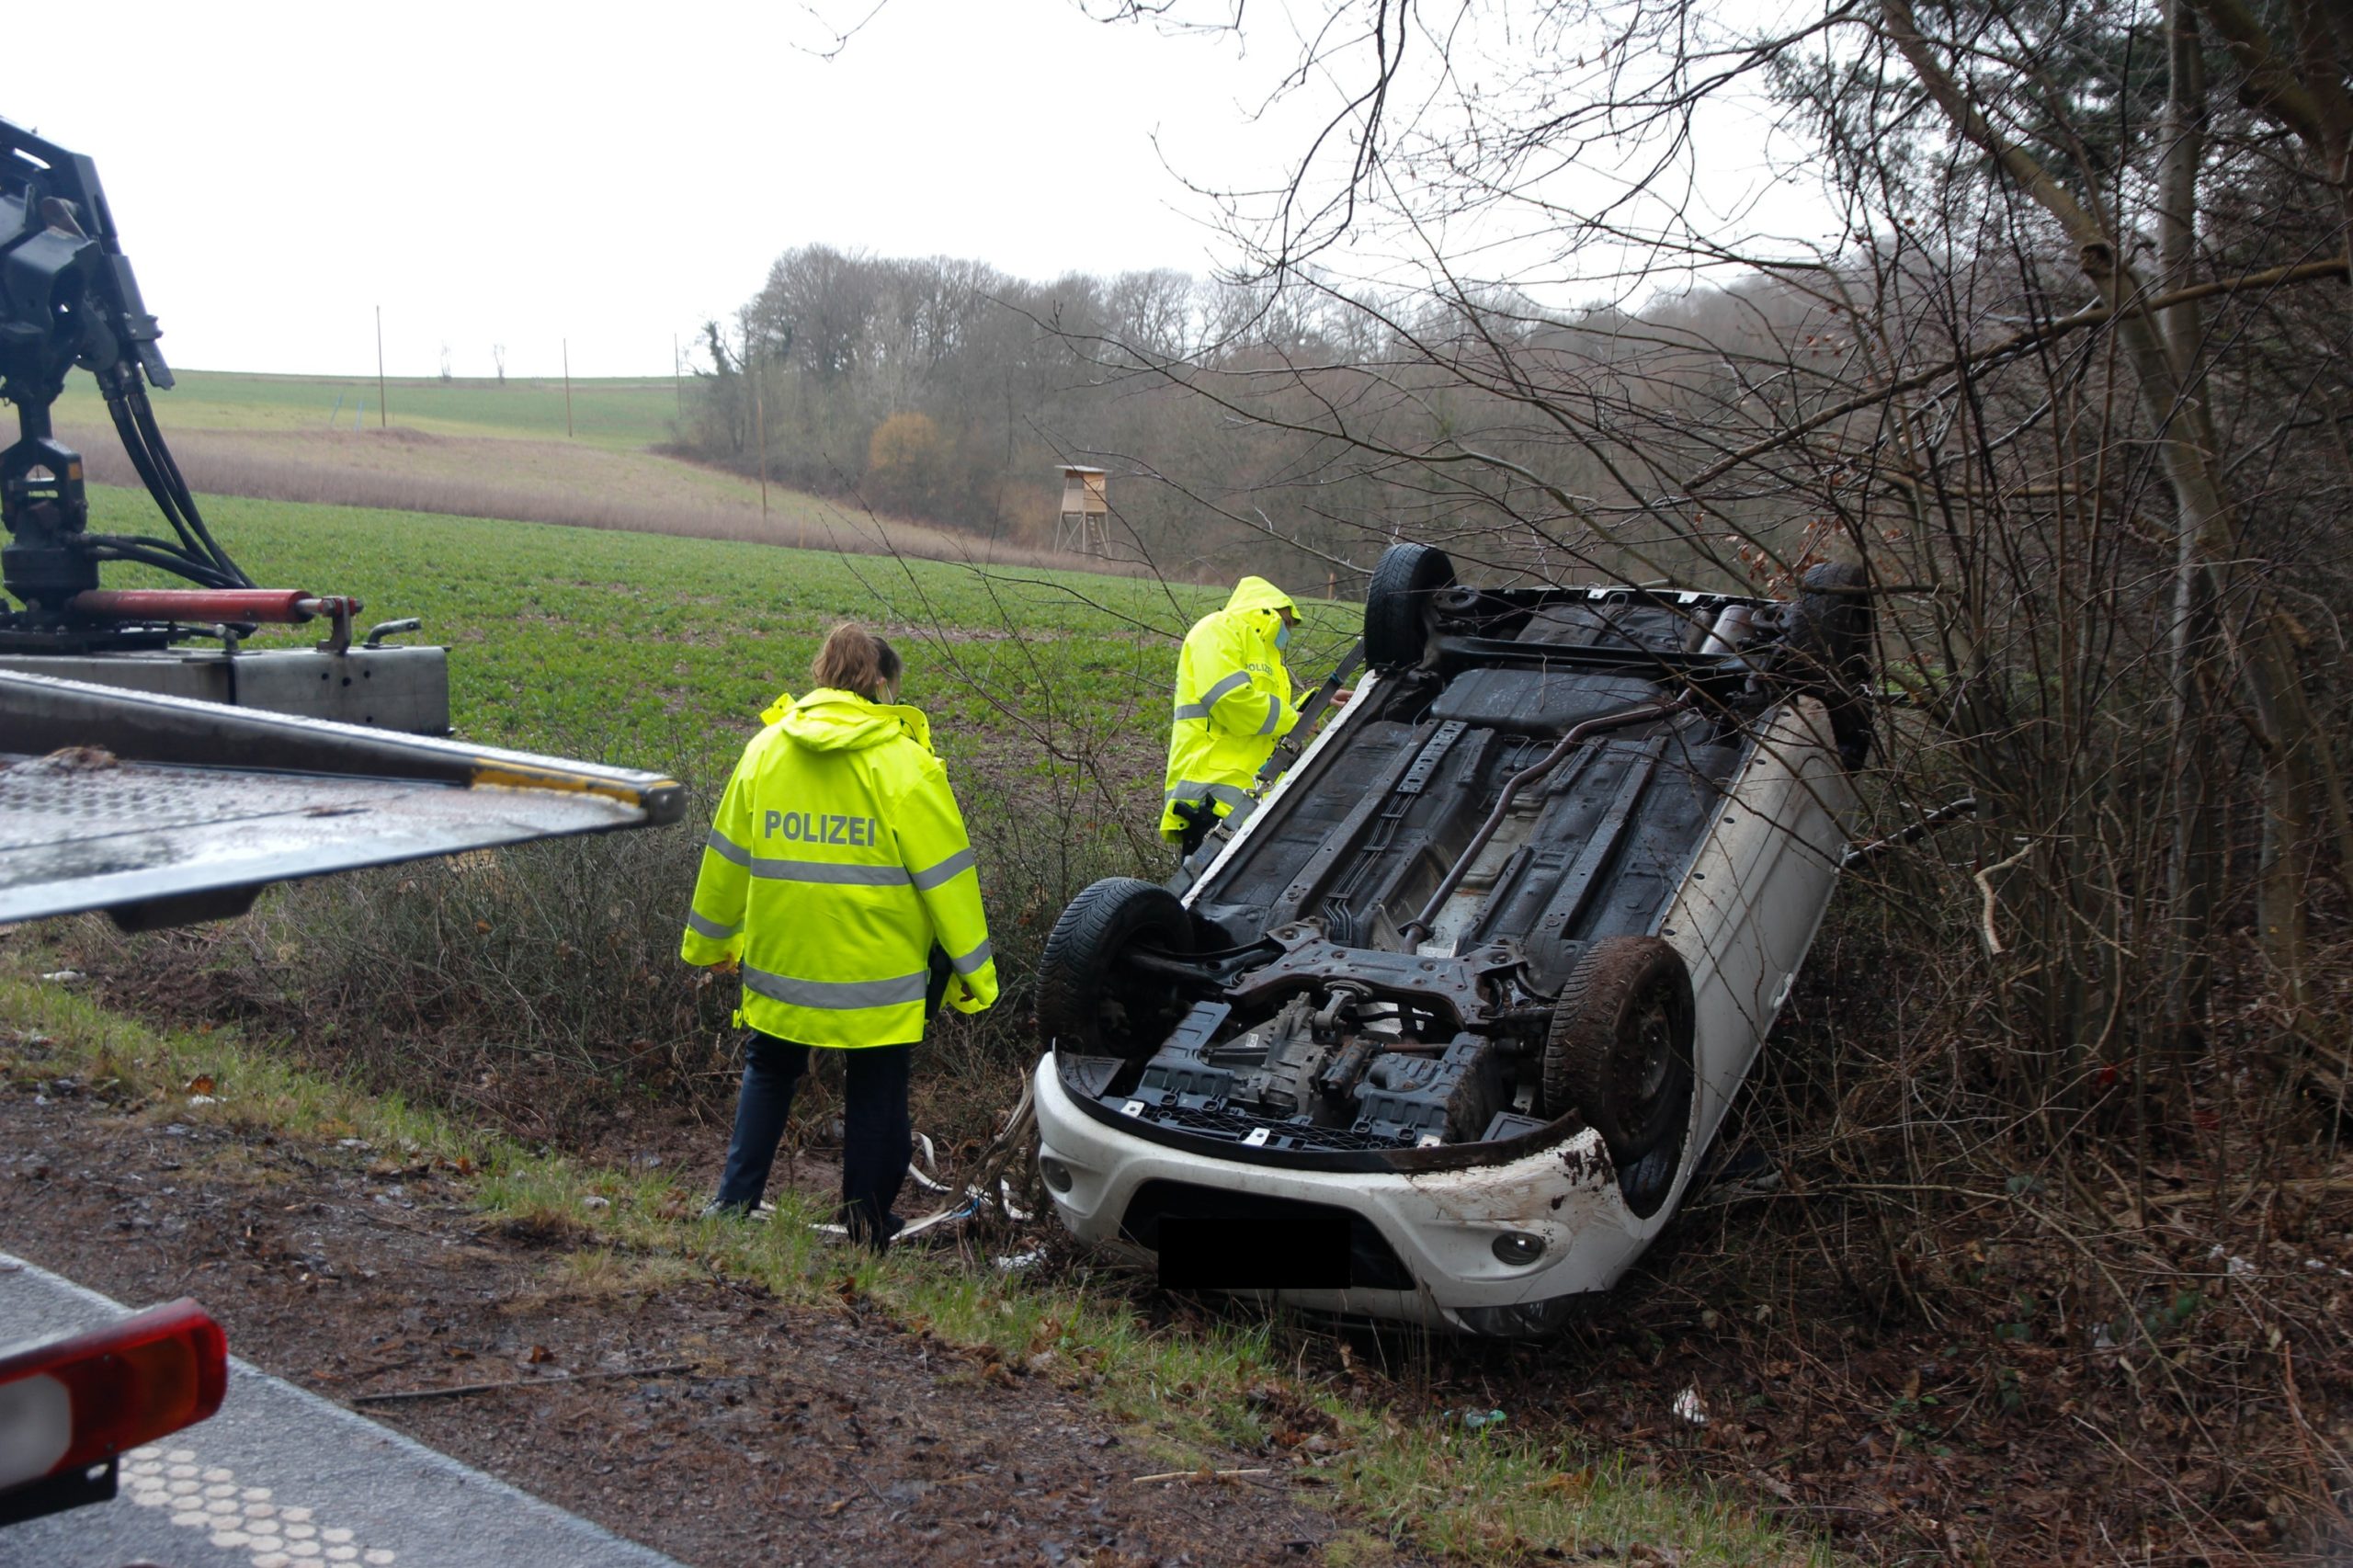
[[1529, 1466, 1593, 1499]]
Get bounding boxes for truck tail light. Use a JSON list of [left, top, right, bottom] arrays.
[[0, 1299, 228, 1492]]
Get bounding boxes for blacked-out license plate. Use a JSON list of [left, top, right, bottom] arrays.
[[1156, 1214, 1351, 1290]]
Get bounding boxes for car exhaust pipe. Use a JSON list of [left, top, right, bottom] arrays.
[[1399, 689, 1694, 949]]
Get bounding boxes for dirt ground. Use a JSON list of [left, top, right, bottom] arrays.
[[11, 975, 2344, 1568], [58, 421, 1160, 579], [0, 1079, 1382, 1568]]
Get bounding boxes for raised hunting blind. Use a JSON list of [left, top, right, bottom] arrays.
[[1054, 465, 1109, 556]]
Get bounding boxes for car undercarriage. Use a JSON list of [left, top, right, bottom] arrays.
[[1032, 546, 1870, 1319]]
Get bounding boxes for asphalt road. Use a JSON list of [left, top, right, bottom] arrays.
[[0, 1251, 684, 1568]]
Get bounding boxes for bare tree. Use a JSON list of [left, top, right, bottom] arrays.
[[1048, 0, 2353, 1544]]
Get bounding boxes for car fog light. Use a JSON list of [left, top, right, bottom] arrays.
[[1491, 1232, 1546, 1266], [1039, 1154, 1075, 1193]]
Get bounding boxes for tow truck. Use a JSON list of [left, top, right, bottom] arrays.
[[0, 116, 681, 1524]]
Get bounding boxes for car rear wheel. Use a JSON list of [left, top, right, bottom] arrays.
[[1362, 542, 1456, 672], [1785, 560, 1874, 768], [1036, 877, 1196, 1058], [1541, 936, 1695, 1219]]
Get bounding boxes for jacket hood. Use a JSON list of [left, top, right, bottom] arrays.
[[769, 687, 933, 754], [1225, 576, 1295, 619]]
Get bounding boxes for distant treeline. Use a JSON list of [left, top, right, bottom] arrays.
[[672, 245, 1738, 592]]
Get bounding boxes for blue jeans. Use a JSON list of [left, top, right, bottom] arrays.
[[712, 1033, 914, 1246]]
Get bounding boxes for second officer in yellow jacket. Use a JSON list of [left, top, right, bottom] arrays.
[[1162, 575, 1306, 854]]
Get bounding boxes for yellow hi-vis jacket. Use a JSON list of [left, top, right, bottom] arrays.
[[1161, 576, 1304, 840], [680, 687, 997, 1048]]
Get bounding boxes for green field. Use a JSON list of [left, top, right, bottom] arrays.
[[54, 368, 1154, 576], [55, 368, 686, 451], [86, 485, 1360, 789]]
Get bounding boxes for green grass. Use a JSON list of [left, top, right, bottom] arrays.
[[0, 965, 1830, 1568], [53, 369, 687, 451], [85, 485, 1363, 788]]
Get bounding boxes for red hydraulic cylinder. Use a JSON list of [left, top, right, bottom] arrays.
[[70, 589, 360, 624]]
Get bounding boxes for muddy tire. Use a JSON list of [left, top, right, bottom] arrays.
[[1541, 936, 1695, 1219], [1036, 877, 1195, 1059], [1363, 543, 1455, 672], [1785, 560, 1874, 768]]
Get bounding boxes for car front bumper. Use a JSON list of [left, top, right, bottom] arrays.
[[1031, 1055, 1671, 1332]]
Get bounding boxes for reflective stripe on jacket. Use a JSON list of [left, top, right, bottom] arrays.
[[680, 687, 997, 1047], [1161, 576, 1302, 840]]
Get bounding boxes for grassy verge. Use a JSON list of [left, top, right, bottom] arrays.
[[0, 960, 1829, 1567]]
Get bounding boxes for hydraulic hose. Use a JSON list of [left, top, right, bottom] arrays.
[[126, 386, 248, 586], [98, 381, 253, 591], [84, 538, 240, 589], [102, 416, 225, 585]]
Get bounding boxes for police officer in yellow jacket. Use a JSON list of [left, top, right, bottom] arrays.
[[681, 623, 997, 1244], [1162, 576, 1306, 854]]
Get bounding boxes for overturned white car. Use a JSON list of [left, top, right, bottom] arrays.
[[1030, 544, 1870, 1335]]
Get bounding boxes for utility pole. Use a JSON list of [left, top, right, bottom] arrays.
[[563, 338, 574, 438], [752, 347, 768, 522], [374, 305, 387, 429]]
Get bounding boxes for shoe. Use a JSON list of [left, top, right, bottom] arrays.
[[839, 1209, 906, 1251], [700, 1199, 776, 1222]]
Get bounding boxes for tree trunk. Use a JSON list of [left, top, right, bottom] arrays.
[[2159, 0, 2219, 1053], [1881, 0, 2320, 1000]]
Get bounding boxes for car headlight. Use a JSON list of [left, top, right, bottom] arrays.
[[1038, 1154, 1075, 1193], [1490, 1231, 1546, 1267]]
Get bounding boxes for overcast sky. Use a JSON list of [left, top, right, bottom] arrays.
[[12, 1, 1322, 380], [13, 1, 1839, 382]]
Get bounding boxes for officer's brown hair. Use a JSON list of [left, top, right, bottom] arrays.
[[812, 623, 903, 701]]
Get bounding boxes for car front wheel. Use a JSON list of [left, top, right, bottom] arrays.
[[1035, 877, 1196, 1058], [1540, 935, 1696, 1219]]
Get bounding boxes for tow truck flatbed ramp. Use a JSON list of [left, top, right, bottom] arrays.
[[0, 1252, 685, 1568], [0, 670, 685, 929]]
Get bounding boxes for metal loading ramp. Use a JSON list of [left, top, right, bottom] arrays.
[[0, 669, 685, 930]]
